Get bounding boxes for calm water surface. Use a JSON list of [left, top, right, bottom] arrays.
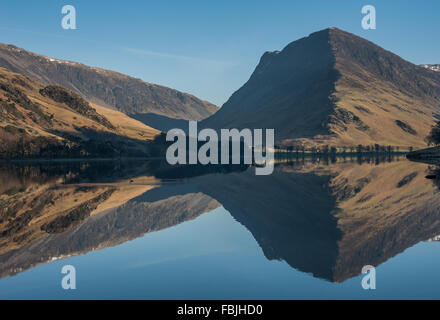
[[0, 156, 440, 299]]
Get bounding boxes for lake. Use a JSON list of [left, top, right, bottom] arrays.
[[0, 156, 440, 299]]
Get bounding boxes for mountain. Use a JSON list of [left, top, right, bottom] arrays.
[[0, 66, 161, 158], [0, 43, 218, 131], [202, 28, 440, 148]]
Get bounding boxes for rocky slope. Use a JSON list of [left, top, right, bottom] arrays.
[[0, 67, 161, 158], [0, 43, 218, 131]]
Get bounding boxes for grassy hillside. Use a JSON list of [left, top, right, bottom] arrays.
[[0, 67, 161, 158], [0, 43, 218, 131]]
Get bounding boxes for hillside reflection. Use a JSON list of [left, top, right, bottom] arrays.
[[0, 156, 439, 282]]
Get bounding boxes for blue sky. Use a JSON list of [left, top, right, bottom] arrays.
[[1, 0, 439, 106]]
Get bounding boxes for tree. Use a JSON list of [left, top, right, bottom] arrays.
[[374, 144, 380, 153], [426, 121, 440, 145]]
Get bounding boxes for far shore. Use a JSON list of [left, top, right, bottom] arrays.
[[0, 157, 165, 163], [0, 152, 409, 163]]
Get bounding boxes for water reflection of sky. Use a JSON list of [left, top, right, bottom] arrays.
[[1, 207, 440, 299], [1, 158, 440, 299]]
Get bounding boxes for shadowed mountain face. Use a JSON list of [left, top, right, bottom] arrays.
[[0, 43, 218, 131], [202, 28, 440, 148], [0, 158, 439, 282], [202, 29, 337, 140]]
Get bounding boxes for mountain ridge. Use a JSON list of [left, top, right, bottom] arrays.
[[0, 43, 218, 131], [202, 28, 440, 148]]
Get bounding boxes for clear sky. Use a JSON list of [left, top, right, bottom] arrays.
[[1, 0, 439, 106]]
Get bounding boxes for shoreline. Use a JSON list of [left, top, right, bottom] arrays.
[[0, 156, 165, 163]]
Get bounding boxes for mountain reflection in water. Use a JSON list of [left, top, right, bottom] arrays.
[[0, 155, 439, 284]]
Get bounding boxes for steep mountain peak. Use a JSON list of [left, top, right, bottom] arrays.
[[202, 28, 440, 148]]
